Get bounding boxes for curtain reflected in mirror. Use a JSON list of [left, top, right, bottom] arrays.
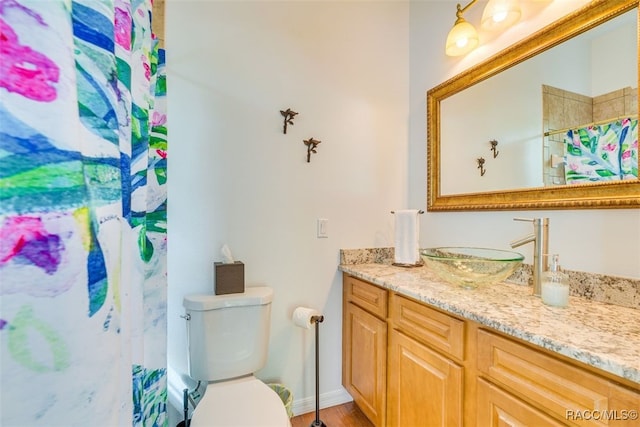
[[544, 85, 637, 187]]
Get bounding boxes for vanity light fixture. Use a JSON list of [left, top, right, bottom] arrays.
[[481, 0, 521, 31], [445, 0, 522, 57], [445, 1, 479, 57]]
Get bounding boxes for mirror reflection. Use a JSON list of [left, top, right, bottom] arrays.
[[440, 9, 637, 196]]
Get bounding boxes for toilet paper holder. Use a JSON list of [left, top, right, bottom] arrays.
[[293, 307, 326, 427], [309, 314, 325, 427]]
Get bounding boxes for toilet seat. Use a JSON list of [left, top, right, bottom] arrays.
[[190, 375, 291, 427]]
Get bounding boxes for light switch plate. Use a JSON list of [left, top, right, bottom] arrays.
[[317, 218, 328, 238]]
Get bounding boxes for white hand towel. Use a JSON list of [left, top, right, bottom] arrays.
[[394, 209, 420, 265]]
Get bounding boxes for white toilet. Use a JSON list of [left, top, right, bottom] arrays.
[[183, 286, 292, 427]]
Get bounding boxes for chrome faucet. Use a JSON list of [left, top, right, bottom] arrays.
[[510, 217, 549, 296]]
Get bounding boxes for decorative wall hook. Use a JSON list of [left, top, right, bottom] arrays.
[[477, 157, 486, 176], [303, 137, 321, 163], [490, 139, 499, 158], [280, 108, 298, 134]]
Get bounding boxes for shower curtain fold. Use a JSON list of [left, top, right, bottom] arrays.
[[0, 1, 168, 425]]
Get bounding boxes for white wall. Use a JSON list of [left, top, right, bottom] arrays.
[[591, 16, 637, 95], [166, 0, 409, 416], [166, 0, 640, 420]]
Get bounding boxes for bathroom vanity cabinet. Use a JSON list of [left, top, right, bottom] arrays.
[[342, 273, 640, 427], [342, 274, 387, 427], [387, 293, 465, 426], [476, 329, 640, 427]]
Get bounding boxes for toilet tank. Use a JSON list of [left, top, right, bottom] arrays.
[[183, 286, 273, 382]]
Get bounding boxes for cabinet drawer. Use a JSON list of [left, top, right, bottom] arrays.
[[390, 294, 464, 360], [478, 329, 615, 426], [344, 275, 388, 319], [477, 378, 566, 426], [608, 383, 640, 427]]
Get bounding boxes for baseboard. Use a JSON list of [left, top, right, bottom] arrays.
[[290, 387, 353, 417]]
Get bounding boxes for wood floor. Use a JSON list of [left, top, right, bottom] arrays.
[[290, 401, 374, 427]]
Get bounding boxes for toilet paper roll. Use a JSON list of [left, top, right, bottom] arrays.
[[292, 306, 320, 329]]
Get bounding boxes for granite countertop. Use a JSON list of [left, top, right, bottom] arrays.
[[339, 262, 640, 386]]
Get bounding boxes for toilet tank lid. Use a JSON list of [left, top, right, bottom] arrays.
[[183, 286, 273, 311]]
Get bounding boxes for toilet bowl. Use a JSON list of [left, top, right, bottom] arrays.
[[183, 287, 291, 427], [191, 375, 291, 427]]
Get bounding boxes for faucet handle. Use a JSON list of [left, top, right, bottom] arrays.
[[514, 217, 549, 225], [513, 217, 534, 223]]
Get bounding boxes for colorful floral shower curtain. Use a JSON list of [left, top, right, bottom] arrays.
[[0, 1, 168, 425], [564, 118, 638, 184]]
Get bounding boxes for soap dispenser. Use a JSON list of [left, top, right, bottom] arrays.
[[541, 254, 569, 307]]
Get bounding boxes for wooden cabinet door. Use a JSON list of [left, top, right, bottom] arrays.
[[387, 330, 463, 427], [477, 378, 567, 427], [343, 302, 387, 427]]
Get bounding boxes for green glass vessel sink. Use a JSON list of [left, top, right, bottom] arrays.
[[421, 247, 524, 289]]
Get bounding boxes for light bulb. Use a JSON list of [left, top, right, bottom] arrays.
[[481, 0, 521, 31], [492, 11, 507, 23], [446, 19, 479, 56]]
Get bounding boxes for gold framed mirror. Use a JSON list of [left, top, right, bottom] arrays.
[[427, 0, 639, 211]]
